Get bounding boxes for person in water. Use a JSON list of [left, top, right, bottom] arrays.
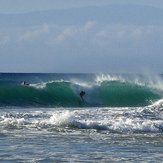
[[21, 81, 29, 86], [80, 91, 85, 101]]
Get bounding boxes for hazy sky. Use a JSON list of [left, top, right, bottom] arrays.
[[0, 0, 163, 73], [0, 0, 163, 13]]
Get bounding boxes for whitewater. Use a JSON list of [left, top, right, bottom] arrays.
[[0, 73, 163, 162]]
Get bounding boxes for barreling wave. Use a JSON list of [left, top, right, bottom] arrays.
[[0, 75, 162, 107]]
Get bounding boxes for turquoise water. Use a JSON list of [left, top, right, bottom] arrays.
[[0, 73, 161, 107], [0, 73, 163, 162]]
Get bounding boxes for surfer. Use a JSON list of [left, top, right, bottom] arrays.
[[80, 91, 85, 101], [21, 81, 29, 86]]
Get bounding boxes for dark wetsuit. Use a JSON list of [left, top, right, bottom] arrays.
[[80, 91, 85, 100]]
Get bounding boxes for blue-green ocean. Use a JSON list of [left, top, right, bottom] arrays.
[[0, 73, 163, 162]]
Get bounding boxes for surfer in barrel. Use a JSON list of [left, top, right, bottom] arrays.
[[21, 81, 29, 86], [80, 91, 85, 101]]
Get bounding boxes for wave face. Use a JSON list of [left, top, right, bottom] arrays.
[[0, 73, 162, 107]]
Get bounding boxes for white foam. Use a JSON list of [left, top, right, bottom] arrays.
[[30, 82, 47, 89], [48, 110, 75, 126], [0, 107, 163, 133], [30, 80, 70, 89], [148, 99, 163, 110], [1, 116, 26, 128]]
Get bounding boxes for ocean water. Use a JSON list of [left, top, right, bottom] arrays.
[[0, 73, 163, 162]]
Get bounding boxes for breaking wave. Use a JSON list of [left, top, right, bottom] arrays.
[[0, 74, 162, 107], [1, 99, 163, 133]]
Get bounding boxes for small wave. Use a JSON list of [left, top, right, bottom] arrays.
[[48, 110, 75, 126], [147, 99, 163, 111]]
